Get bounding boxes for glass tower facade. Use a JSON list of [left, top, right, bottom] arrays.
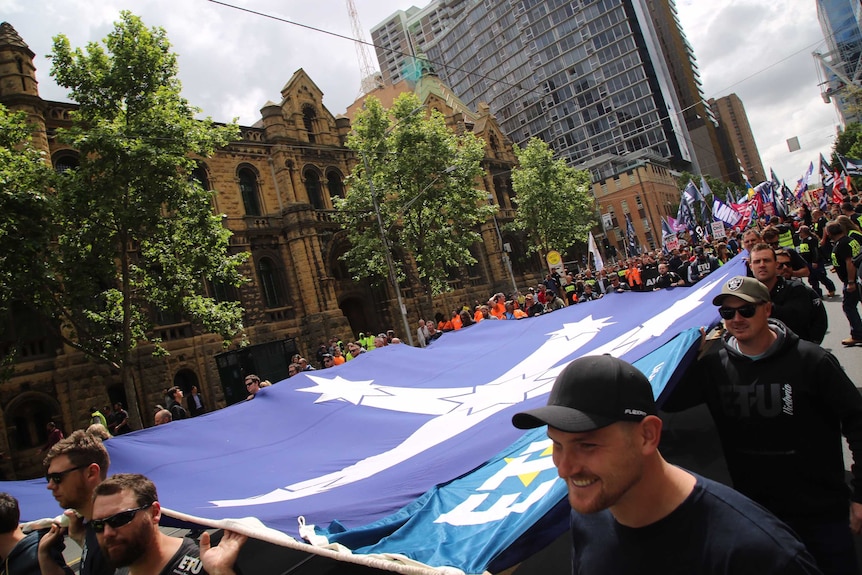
[[816, 0, 862, 125], [416, 0, 701, 172]]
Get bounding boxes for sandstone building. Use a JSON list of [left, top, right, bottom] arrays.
[[0, 22, 529, 479]]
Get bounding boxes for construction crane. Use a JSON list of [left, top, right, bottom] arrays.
[[346, 0, 383, 96]]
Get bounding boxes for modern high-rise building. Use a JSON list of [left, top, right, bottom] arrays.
[[370, 2, 456, 86], [709, 93, 766, 185], [372, 0, 727, 180], [815, 0, 862, 125]]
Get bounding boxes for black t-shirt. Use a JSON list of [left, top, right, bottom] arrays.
[[569, 474, 819, 574], [81, 521, 115, 575], [113, 408, 131, 434], [160, 538, 205, 575], [832, 236, 858, 283]]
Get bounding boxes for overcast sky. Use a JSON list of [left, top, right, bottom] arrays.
[[2, 0, 840, 185]]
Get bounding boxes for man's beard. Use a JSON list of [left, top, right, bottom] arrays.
[[102, 520, 155, 568]]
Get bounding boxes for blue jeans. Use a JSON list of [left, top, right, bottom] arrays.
[[843, 285, 862, 339]]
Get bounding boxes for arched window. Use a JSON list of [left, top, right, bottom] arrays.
[[191, 165, 211, 190], [257, 257, 283, 308], [303, 106, 317, 144], [52, 153, 79, 174], [5, 394, 58, 450], [238, 167, 262, 216], [326, 170, 344, 200], [305, 170, 324, 209]]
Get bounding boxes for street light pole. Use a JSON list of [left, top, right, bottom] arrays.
[[362, 151, 415, 346], [488, 195, 518, 295]]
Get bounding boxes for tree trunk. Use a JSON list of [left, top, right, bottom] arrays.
[[120, 231, 143, 430]]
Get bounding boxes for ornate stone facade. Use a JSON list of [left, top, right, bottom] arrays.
[[0, 23, 530, 479]]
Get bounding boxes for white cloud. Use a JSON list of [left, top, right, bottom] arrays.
[[5, 0, 844, 184], [676, 0, 839, 183]]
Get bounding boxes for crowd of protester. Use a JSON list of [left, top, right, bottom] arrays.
[[285, 194, 862, 369]]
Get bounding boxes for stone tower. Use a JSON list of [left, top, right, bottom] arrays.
[[0, 22, 49, 154]]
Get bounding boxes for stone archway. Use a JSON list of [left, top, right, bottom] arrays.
[[4, 391, 63, 479], [339, 297, 371, 341], [173, 369, 199, 395]]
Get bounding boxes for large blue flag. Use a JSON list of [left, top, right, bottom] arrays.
[[2, 258, 746, 572], [322, 326, 706, 574]]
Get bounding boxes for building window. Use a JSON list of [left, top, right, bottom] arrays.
[[303, 106, 317, 144], [52, 153, 79, 173], [305, 170, 324, 209], [257, 257, 283, 308], [238, 168, 262, 216], [326, 170, 344, 200], [191, 165, 211, 190]]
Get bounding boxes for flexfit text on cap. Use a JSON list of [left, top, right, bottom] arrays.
[[512, 355, 656, 433], [712, 275, 770, 306]]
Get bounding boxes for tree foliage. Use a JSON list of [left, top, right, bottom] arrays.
[[508, 138, 595, 256], [0, 106, 55, 379], [0, 106, 54, 314], [336, 93, 492, 298], [833, 122, 862, 161], [44, 12, 247, 423]]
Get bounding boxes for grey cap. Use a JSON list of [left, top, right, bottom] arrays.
[[712, 276, 770, 306]]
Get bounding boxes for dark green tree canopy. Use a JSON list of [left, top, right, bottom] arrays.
[[336, 93, 492, 298], [0, 105, 54, 317], [508, 138, 595, 256], [31, 12, 248, 423]]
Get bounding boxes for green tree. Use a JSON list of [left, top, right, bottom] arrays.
[[0, 105, 55, 377], [47, 12, 247, 426], [508, 138, 595, 258], [336, 93, 492, 304]]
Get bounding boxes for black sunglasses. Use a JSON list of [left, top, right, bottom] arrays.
[[46, 464, 88, 485], [718, 303, 762, 320], [777, 262, 791, 268], [90, 503, 153, 533]]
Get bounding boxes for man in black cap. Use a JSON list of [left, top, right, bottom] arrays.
[[513, 354, 818, 574], [665, 275, 862, 575]]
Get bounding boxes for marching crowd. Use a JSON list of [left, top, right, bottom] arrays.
[[6, 197, 862, 575]]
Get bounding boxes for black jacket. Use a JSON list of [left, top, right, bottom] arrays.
[[663, 321, 862, 523]]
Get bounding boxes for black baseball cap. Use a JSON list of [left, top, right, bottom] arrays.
[[512, 355, 656, 433]]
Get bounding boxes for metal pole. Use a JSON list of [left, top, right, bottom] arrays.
[[488, 195, 518, 295], [363, 151, 414, 346]]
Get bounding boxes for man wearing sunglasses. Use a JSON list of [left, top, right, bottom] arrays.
[[664, 275, 862, 575], [91, 474, 245, 575], [37, 430, 113, 575]]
